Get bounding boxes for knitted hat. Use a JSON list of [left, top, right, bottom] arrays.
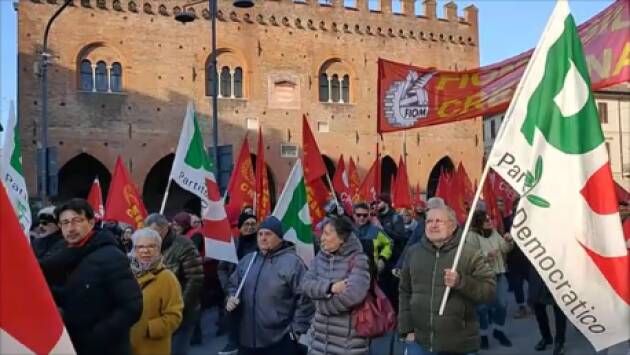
[[258, 216, 284, 239], [37, 206, 57, 223], [238, 212, 257, 229]]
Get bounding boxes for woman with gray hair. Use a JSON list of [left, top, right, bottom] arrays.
[[301, 216, 371, 355], [129, 228, 184, 355]]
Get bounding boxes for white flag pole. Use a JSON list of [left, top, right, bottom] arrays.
[[324, 172, 342, 211], [159, 178, 173, 215], [235, 251, 257, 299]]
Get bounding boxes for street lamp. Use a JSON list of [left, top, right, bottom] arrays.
[[39, 0, 72, 206], [175, 0, 253, 178]]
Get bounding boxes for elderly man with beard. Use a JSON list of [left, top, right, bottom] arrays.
[[216, 212, 258, 355], [32, 206, 65, 260], [399, 205, 495, 355]]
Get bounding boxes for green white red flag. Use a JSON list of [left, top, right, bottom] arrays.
[[0, 182, 75, 354], [488, 0, 629, 350]]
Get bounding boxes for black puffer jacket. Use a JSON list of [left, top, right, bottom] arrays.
[[41, 229, 143, 355], [31, 231, 65, 260], [161, 228, 204, 324]]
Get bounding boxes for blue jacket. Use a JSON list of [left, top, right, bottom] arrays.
[[228, 242, 314, 348]]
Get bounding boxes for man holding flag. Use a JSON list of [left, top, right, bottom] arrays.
[[485, 0, 629, 351]]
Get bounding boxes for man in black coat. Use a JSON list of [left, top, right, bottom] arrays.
[[31, 206, 65, 260], [40, 199, 142, 355]]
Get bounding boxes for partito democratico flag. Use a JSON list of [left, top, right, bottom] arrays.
[[488, 0, 629, 350]]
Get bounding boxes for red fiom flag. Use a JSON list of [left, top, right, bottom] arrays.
[[0, 183, 75, 354], [225, 136, 255, 224], [302, 116, 331, 226], [357, 159, 379, 203], [332, 155, 353, 214], [255, 127, 271, 221], [104, 157, 148, 229], [348, 157, 361, 198], [393, 156, 412, 209], [482, 178, 505, 233], [86, 177, 104, 220]]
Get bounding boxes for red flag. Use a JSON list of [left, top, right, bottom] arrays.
[[393, 156, 412, 209], [332, 155, 353, 214], [435, 169, 453, 203], [0, 183, 75, 354], [104, 157, 148, 229], [86, 177, 104, 220], [483, 178, 505, 233], [348, 157, 361, 199], [302, 116, 331, 226], [255, 127, 271, 220], [302, 115, 328, 181], [357, 159, 379, 202], [446, 163, 474, 224], [225, 136, 256, 225], [487, 169, 518, 215]]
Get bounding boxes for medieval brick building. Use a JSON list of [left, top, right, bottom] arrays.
[[18, 0, 482, 213]]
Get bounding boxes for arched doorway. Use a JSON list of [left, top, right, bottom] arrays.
[[250, 154, 277, 209], [426, 156, 455, 198], [143, 154, 201, 217], [381, 155, 397, 195], [57, 153, 111, 203], [321, 154, 336, 178]]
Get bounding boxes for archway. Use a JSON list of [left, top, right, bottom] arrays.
[[322, 154, 336, 178], [57, 153, 111, 203], [250, 154, 277, 209], [426, 156, 455, 198], [380, 155, 397, 195], [143, 154, 201, 217]]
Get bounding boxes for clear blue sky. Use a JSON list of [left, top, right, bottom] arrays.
[[0, 0, 614, 141]]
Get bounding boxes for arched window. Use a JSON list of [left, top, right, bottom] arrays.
[[220, 66, 231, 98], [206, 64, 216, 97], [80, 59, 93, 91], [234, 67, 243, 98], [341, 75, 350, 103], [110, 62, 122, 92], [319, 73, 329, 102], [331, 74, 340, 103], [95, 61, 108, 92]]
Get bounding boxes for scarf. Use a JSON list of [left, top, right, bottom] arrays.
[[130, 255, 164, 277]]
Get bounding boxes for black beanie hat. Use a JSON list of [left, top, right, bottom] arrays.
[[238, 213, 257, 229]]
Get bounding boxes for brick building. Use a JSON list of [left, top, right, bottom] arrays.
[[17, 0, 483, 214]]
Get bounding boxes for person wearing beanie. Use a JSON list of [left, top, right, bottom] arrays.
[[226, 216, 314, 354], [32, 206, 65, 260], [216, 212, 258, 355]]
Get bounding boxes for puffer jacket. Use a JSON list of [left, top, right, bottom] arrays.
[[301, 234, 371, 355], [161, 228, 204, 324], [398, 230, 495, 353], [228, 242, 314, 349]]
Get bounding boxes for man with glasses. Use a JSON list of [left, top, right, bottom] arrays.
[[352, 202, 392, 279], [40, 198, 142, 355], [399, 205, 495, 355]]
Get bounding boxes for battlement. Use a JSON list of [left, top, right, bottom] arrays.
[[27, 0, 478, 45]]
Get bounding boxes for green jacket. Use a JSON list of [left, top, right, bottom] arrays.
[[398, 230, 495, 353]]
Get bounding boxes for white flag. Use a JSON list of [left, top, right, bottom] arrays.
[[488, 0, 629, 350]]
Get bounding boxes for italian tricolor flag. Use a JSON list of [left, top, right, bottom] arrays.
[[488, 0, 629, 350], [1, 102, 31, 236], [170, 102, 237, 263], [273, 159, 315, 265]]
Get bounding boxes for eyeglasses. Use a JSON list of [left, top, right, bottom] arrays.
[[242, 222, 257, 227], [426, 219, 449, 225], [135, 244, 159, 251], [59, 217, 87, 227], [38, 220, 55, 226], [354, 213, 369, 218]]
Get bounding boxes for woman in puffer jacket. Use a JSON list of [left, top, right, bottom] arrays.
[[301, 216, 371, 355]]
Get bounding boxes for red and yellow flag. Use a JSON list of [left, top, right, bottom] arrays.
[[104, 156, 148, 229]]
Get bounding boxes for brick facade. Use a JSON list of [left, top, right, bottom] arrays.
[[18, 0, 483, 211]]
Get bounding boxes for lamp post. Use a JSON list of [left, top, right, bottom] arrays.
[[38, 0, 72, 205], [175, 0, 253, 177]]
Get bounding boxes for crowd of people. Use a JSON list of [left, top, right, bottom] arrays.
[[29, 193, 630, 355]]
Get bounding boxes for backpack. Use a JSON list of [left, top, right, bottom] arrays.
[[348, 254, 396, 338]]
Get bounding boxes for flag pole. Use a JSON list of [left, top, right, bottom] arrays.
[[159, 178, 173, 215], [324, 172, 342, 211], [438, 160, 493, 316]]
